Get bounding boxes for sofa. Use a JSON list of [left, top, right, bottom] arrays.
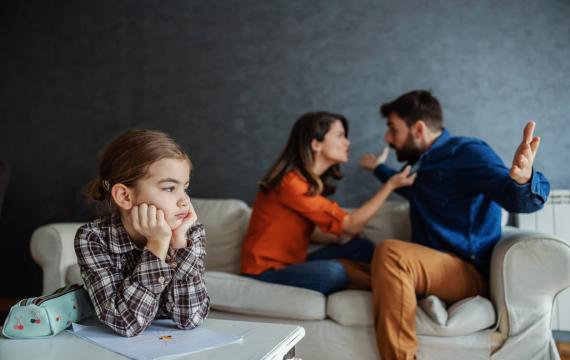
[[31, 198, 570, 359]]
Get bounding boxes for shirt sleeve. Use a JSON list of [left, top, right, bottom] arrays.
[[278, 174, 348, 235], [373, 164, 412, 199], [74, 226, 173, 337], [161, 222, 210, 329], [455, 141, 550, 213]]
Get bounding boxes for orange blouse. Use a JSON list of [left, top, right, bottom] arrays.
[[240, 171, 348, 275]]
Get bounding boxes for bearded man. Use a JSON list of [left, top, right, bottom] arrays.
[[359, 90, 550, 360]]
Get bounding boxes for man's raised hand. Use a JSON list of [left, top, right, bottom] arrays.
[[510, 121, 541, 185]]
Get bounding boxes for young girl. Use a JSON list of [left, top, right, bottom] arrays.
[[75, 129, 209, 337], [241, 112, 415, 295]]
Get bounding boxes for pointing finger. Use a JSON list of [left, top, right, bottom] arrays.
[[523, 121, 535, 144]]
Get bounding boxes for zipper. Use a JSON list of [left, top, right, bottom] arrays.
[[32, 284, 82, 305]]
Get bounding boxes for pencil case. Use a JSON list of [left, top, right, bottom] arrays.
[[2, 284, 94, 339]]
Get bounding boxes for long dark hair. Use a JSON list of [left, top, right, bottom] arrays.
[[259, 111, 348, 196]]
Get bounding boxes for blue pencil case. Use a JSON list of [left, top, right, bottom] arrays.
[[2, 284, 94, 339]]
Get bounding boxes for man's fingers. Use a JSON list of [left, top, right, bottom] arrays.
[[530, 136, 540, 154], [523, 121, 535, 144], [401, 165, 411, 176]]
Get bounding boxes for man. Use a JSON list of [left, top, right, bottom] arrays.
[[359, 90, 550, 360]]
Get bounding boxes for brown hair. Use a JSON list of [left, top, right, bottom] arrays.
[[259, 111, 348, 196], [86, 129, 191, 212], [380, 90, 443, 130]]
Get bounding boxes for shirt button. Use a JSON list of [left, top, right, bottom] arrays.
[[470, 255, 476, 260], [158, 276, 165, 284], [170, 262, 177, 269]]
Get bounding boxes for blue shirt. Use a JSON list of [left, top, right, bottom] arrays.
[[374, 129, 550, 275]]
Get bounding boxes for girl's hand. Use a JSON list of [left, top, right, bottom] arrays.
[[171, 200, 198, 249], [386, 165, 417, 190], [359, 147, 390, 171], [130, 203, 172, 259]]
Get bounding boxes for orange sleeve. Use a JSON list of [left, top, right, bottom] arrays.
[[278, 173, 348, 235]]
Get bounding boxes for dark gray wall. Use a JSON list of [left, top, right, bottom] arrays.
[[1, 0, 569, 297]]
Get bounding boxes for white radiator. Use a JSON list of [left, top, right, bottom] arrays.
[[515, 189, 570, 331]]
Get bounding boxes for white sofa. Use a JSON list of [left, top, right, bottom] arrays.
[[31, 198, 570, 359]]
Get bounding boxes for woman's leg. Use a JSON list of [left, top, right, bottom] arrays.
[[307, 237, 375, 290], [307, 236, 375, 263], [250, 260, 348, 295]]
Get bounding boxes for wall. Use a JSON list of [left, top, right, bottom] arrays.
[[1, 0, 569, 296]]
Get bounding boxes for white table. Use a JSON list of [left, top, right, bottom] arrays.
[[0, 318, 305, 360]]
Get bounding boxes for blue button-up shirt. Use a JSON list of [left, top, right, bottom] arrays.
[[374, 129, 550, 274]]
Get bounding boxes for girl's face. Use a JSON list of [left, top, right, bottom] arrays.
[[131, 158, 191, 230], [315, 120, 350, 164]]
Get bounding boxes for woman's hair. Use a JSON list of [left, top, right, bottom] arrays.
[[259, 111, 348, 196], [85, 129, 191, 212]]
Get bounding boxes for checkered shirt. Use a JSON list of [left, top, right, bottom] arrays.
[[74, 213, 210, 337]]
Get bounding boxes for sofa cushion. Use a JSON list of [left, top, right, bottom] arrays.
[[327, 290, 496, 336], [205, 271, 326, 320], [193, 198, 251, 274]]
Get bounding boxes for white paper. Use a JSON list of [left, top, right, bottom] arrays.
[[70, 320, 243, 360]]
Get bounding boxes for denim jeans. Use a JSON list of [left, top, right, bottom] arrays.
[[248, 237, 374, 295]]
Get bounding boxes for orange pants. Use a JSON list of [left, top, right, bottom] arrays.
[[371, 240, 488, 360]]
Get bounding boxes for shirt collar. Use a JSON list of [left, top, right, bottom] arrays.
[[406, 128, 450, 170], [424, 128, 451, 156]]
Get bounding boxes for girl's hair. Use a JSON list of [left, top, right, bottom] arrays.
[[259, 111, 348, 196], [86, 129, 191, 211]]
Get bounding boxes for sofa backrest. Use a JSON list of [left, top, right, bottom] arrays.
[[361, 200, 412, 244], [193, 198, 251, 274], [195, 198, 413, 274]]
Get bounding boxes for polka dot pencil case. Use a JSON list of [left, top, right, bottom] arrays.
[[2, 284, 94, 339]]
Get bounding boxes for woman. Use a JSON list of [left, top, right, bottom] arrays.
[[240, 112, 415, 295]]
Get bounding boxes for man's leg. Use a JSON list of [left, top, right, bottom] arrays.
[[371, 240, 487, 360]]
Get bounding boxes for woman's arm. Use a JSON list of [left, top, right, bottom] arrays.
[[310, 227, 342, 244], [342, 166, 416, 235]]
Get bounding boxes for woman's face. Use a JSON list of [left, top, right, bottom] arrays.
[[315, 120, 350, 164]]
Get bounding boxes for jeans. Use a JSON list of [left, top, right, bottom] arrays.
[[248, 237, 374, 295]]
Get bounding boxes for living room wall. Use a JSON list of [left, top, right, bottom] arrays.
[[1, 0, 569, 297]]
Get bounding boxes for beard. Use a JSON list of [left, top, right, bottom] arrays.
[[391, 134, 422, 163]]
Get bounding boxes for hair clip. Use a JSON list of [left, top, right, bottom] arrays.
[[101, 180, 110, 191]]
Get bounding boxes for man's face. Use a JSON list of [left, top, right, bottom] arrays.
[[384, 113, 422, 163]]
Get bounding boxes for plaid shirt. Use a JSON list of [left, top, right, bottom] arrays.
[[74, 213, 210, 337]]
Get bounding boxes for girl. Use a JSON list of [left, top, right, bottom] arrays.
[[241, 112, 415, 295], [75, 129, 209, 337]]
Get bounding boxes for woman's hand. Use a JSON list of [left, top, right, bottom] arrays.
[[359, 147, 389, 171], [130, 203, 172, 260], [171, 200, 198, 249], [386, 165, 417, 190]]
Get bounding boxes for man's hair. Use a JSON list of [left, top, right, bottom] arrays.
[[380, 90, 443, 130]]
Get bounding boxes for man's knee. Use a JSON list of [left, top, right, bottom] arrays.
[[372, 239, 407, 266]]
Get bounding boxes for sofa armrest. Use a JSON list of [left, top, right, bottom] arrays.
[[30, 223, 84, 294], [490, 227, 570, 358]]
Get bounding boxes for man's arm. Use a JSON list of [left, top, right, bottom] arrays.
[[458, 121, 549, 213]]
